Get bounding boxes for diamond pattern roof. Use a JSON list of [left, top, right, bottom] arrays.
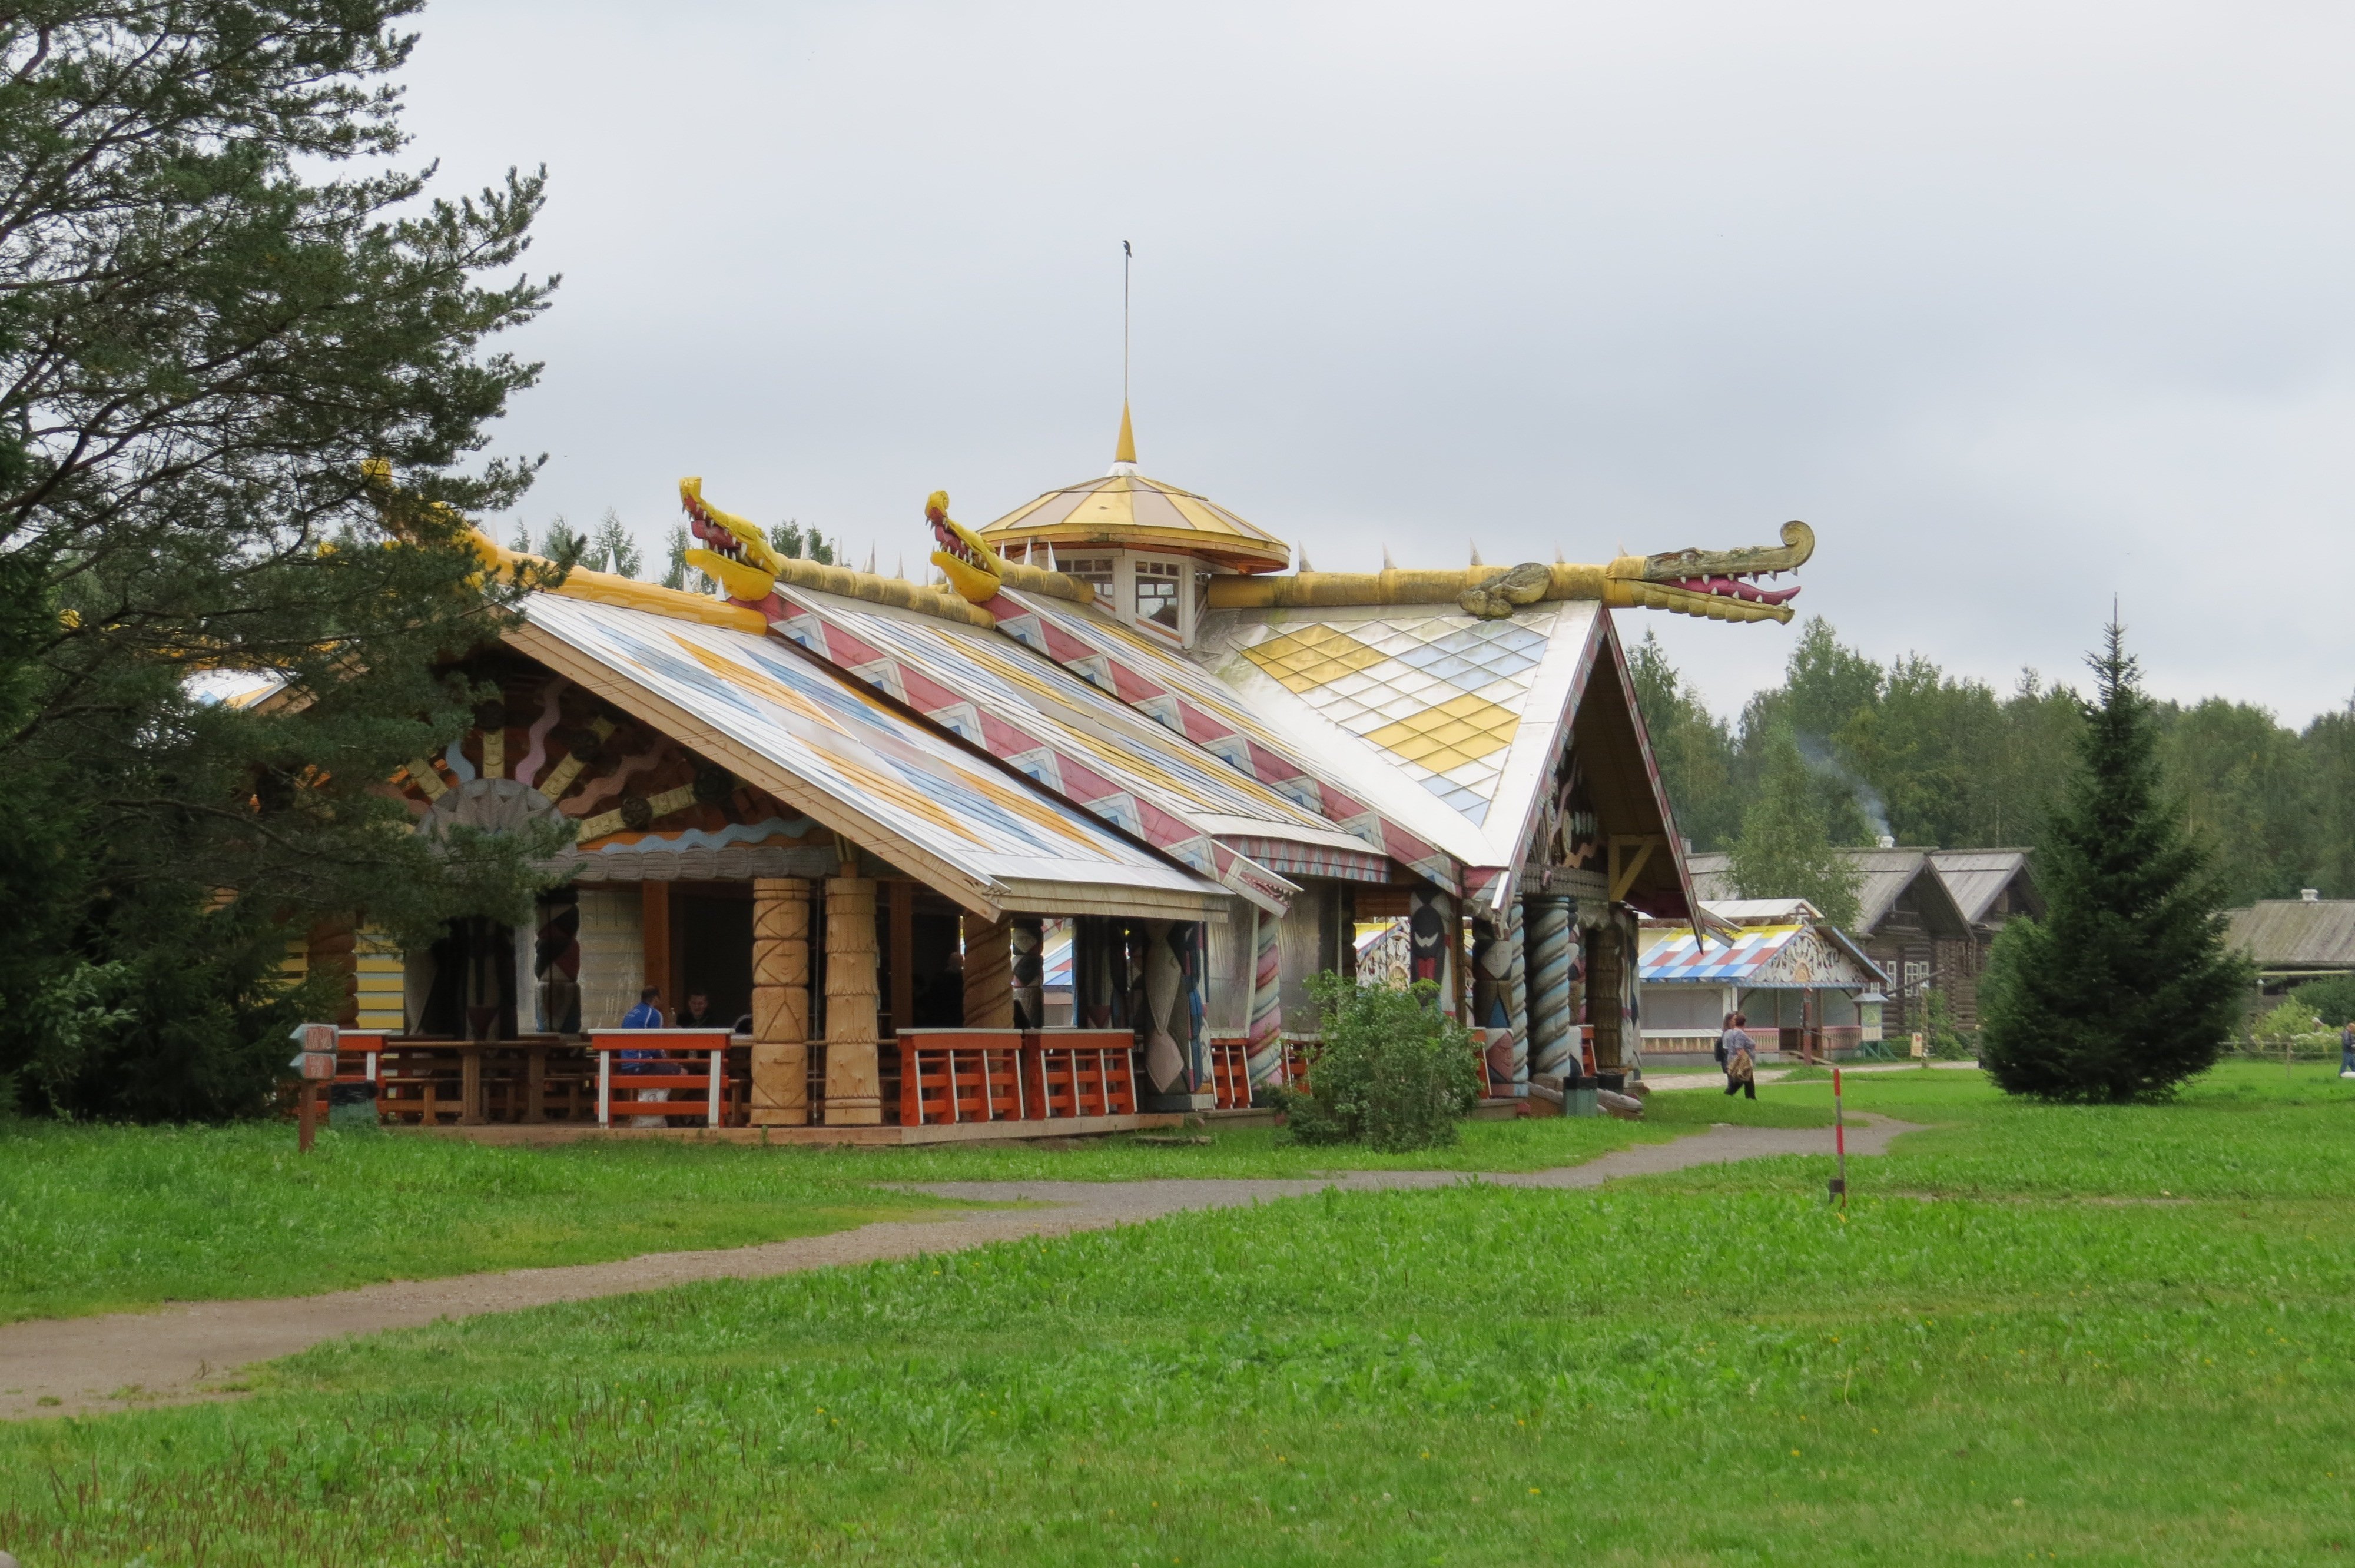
[[1208, 605, 1583, 836]]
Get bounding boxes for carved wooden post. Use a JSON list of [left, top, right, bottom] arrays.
[[823, 876, 882, 1124], [1010, 917, 1045, 1028], [1526, 895, 1576, 1079], [749, 876, 811, 1125], [1245, 904, 1284, 1088], [962, 913, 1014, 1028], [1504, 895, 1530, 1089]]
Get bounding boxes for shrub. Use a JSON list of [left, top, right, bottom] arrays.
[[2250, 999, 2327, 1046], [1271, 974, 1481, 1151], [2287, 974, 2355, 1029], [1921, 989, 1974, 1060]]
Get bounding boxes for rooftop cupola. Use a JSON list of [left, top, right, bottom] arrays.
[[975, 406, 1292, 577]]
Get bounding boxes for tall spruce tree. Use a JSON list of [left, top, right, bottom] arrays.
[[1979, 623, 2251, 1101], [1727, 726, 1863, 928], [0, 5, 558, 1118]]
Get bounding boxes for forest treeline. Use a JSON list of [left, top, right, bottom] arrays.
[[1630, 620, 2355, 908]]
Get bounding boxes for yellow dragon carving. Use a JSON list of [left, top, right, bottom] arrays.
[[1201, 522, 1815, 624]]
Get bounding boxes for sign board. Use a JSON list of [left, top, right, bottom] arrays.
[[288, 1021, 337, 1080], [1910, 1032, 1926, 1059]]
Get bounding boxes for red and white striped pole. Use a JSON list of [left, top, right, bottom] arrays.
[[1830, 1065, 1849, 1208]]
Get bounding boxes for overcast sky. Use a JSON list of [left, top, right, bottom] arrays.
[[400, 1, 2355, 725]]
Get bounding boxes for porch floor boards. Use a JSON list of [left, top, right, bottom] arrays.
[[402, 1112, 1190, 1146]]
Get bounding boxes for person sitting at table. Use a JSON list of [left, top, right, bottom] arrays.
[[619, 987, 671, 1125], [678, 990, 718, 1027]]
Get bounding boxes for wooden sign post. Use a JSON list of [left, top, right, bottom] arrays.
[[289, 1023, 336, 1153], [1828, 1066, 1849, 1208]]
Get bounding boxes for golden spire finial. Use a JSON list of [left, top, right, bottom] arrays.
[[1114, 400, 1137, 466]]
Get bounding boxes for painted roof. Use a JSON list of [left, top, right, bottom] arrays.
[[1640, 923, 1885, 989], [990, 586, 1462, 892], [515, 594, 1224, 919], [765, 583, 1372, 912], [1701, 898, 1824, 924], [1194, 600, 1603, 862], [185, 669, 289, 709], [2226, 899, 2355, 969], [978, 471, 1291, 573]]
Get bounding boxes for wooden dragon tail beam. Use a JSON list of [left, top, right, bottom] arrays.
[[680, 478, 1001, 629], [360, 460, 766, 632], [1203, 521, 1815, 624]]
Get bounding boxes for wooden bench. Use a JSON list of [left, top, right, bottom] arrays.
[[587, 1029, 737, 1128]]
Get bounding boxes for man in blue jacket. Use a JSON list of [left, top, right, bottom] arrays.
[[619, 988, 669, 1124]]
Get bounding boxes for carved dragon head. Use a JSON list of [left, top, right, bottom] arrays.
[[1603, 520, 1814, 623], [926, 491, 1006, 603], [679, 477, 784, 603]]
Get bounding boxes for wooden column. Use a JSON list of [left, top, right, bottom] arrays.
[[1525, 895, 1576, 1078], [888, 882, 915, 1037], [640, 881, 674, 1016], [962, 913, 1014, 1028], [823, 876, 883, 1124], [1010, 917, 1044, 1028], [749, 876, 811, 1125]]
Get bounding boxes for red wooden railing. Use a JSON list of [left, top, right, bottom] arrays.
[[588, 1029, 738, 1127], [1206, 1035, 1252, 1109], [897, 1029, 1140, 1127]]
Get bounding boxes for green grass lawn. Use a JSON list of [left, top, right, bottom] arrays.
[[5, 1062, 2353, 1563], [0, 1122, 962, 1323], [0, 1089, 1822, 1322]]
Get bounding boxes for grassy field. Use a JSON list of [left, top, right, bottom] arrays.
[[4, 1062, 2352, 1563], [0, 1090, 1821, 1322], [0, 1123, 961, 1323]]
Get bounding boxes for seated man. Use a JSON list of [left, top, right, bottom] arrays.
[[678, 989, 719, 1028], [618, 986, 671, 1125]]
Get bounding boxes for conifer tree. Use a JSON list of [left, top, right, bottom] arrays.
[[591, 508, 641, 579], [1979, 624, 2251, 1101], [0, 4, 556, 1118], [1728, 726, 1863, 928]]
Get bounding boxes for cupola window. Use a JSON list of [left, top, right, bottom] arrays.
[[1135, 559, 1182, 628]]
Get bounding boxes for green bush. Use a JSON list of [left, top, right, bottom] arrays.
[[2287, 974, 2355, 1028], [2250, 998, 2329, 1046], [1921, 989, 1974, 1060], [1269, 974, 1482, 1151]]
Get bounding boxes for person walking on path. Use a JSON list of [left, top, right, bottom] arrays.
[[1714, 1012, 1734, 1072], [1723, 1011, 1758, 1100]]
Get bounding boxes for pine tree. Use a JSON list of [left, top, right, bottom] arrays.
[[1727, 726, 1863, 928], [1979, 623, 2253, 1101], [0, 3, 555, 1119], [540, 516, 590, 569], [591, 507, 642, 579]]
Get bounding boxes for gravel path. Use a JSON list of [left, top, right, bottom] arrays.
[[1641, 1059, 1983, 1091], [0, 1114, 1915, 1423]]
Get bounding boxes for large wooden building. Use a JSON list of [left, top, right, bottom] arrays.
[[1684, 845, 2040, 1032], [307, 414, 1813, 1136]]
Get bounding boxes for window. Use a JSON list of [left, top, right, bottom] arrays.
[[1135, 559, 1181, 628], [1061, 556, 1115, 603]]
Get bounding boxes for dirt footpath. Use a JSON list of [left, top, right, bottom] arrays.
[[0, 1115, 1914, 1422]]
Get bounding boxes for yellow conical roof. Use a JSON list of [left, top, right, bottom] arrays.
[[976, 407, 1292, 574]]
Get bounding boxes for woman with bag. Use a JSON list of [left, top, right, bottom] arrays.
[[1723, 1011, 1757, 1100]]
